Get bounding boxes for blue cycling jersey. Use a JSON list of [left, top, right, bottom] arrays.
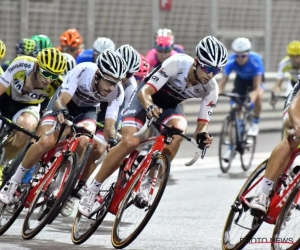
[[223, 52, 264, 80], [76, 49, 94, 64]]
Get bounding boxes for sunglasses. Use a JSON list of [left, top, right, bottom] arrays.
[[198, 62, 222, 75], [98, 73, 120, 87], [155, 45, 172, 53], [39, 67, 59, 80], [62, 46, 78, 53], [235, 54, 248, 59]]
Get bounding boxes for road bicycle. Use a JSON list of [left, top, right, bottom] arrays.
[[218, 93, 256, 173], [71, 118, 207, 249], [221, 134, 300, 250]]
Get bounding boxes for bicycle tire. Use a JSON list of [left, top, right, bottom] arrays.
[[111, 153, 170, 249], [222, 159, 268, 250], [219, 117, 235, 173], [22, 152, 78, 240], [271, 183, 300, 250], [0, 184, 30, 235], [71, 184, 114, 245], [240, 136, 256, 172]]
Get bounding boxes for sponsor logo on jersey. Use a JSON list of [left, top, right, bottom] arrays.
[[174, 79, 181, 84], [206, 101, 216, 108], [0, 76, 9, 85], [77, 67, 87, 79], [151, 75, 159, 82], [26, 92, 48, 100], [8, 63, 31, 73], [123, 109, 137, 116], [208, 110, 212, 116], [158, 68, 168, 78]]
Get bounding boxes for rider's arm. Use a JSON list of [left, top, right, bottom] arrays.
[[0, 59, 22, 96], [218, 74, 229, 94], [288, 88, 300, 130], [194, 80, 219, 139], [138, 55, 177, 110], [250, 74, 262, 103], [273, 58, 286, 94], [273, 79, 284, 94]]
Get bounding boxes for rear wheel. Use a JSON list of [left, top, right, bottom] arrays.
[[219, 117, 236, 173], [111, 153, 170, 249], [271, 182, 300, 250], [22, 152, 78, 240], [222, 159, 268, 250]]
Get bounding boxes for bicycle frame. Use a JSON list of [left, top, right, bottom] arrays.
[[108, 135, 164, 215], [240, 145, 300, 224]]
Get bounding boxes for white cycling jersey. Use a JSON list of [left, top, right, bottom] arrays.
[[146, 54, 218, 122], [61, 62, 124, 120], [123, 76, 137, 110]]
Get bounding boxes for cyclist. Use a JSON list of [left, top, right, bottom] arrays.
[[76, 37, 115, 64], [0, 48, 66, 186], [57, 28, 84, 59], [62, 53, 76, 78], [1, 38, 39, 72], [271, 40, 300, 104], [249, 80, 300, 215], [146, 28, 179, 70], [219, 37, 264, 140], [31, 34, 52, 51], [78, 36, 228, 217], [0, 49, 126, 205], [135, 53, 150, 84], [0, 40, 6, 75]]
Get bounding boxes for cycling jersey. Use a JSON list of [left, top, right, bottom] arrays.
[[224, 52, 265, 80], [0, 66, 3, 75], [173, 44, 185, 53], [123, 76, 137, 110], [0, 56, 62, 104], [146, 48, 178, 69], [61, 62, 124, 120], [125, 53, 218, 124], [76, 49, 94, 64]]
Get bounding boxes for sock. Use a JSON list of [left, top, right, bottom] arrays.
[[11, 164, 30, 183], [87, 179, 102, 193], [252, 117, 260, 124], [258, 177, 274, 195]]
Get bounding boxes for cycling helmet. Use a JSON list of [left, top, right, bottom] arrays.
[[287, 40, 300, 56], [60, 28, 83, 48], [155, 28, 174, 52], [196, 36, 228, 67], [231, 37, 251, 53], [31, 34, 52, 50], [62, 53, 76, 76], [36, 48, 66, 74], [96, 49, 127, 79], [135, 54, 150, 79], [93, 37, 115, 54], [16, 38, 39, 57], [155, 28, 174, 39], [0, 40, 6, 59], [116, 44, 140, 74]]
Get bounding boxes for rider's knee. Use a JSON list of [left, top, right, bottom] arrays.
[[120, 136, 139, 151], [16, 114, 38, 132], [77, 136, 90, 150], [38, 134, 57, 152]]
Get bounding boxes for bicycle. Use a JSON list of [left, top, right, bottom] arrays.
[[221, 135, 300, 250], [0, 115, 40, 188], [218, 93, 256, 173], [0, 118, 103, 238], [71, 118, 207, 248]]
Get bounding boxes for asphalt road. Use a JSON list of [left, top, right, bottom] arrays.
[[0, 131, 293, 250]]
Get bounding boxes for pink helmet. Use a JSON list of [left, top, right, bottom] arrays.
[[155, 28, 174, 52], [135, 54, 150, 80]]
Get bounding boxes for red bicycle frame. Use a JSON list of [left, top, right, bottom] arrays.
[[240, 146, 300, 224]]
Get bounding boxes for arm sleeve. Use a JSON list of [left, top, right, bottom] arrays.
[[145, 55, 178, 92], [197, 82, 219, 122], [105, 85, 125, 120], [254, 57, 264, 76]]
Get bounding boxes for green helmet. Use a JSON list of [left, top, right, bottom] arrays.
[[16, 38, 39, 57], [30, 34, 52, 50]]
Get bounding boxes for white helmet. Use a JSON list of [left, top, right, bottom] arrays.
[[196, 36, 228, 67], [96, 49, 127, 79], [116, 44, 140, 74], [62, 53, 76, 76], [231, 37, 251, 53], [93, 37, 115, 54]]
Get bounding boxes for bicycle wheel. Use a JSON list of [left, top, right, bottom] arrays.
[[240, 113, 256, 171], [0, 184, 30, 235], [219, 117, 236, 173], [271, 182, 300, 250], [22, 152, 78, 240], [71, 173, 116, 245], [222, 159, 268, 250], [111, 153, 170, 249]]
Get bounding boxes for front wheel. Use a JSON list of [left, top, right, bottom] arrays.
[[271, 182, 300, 250], [111, 153, 170, 249], [222, 159, 268, 250]]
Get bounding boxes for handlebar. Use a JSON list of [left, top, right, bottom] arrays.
[[134, 118, 208, 166], [45, 119, 121, 147], [219, 93, 250, 106]]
